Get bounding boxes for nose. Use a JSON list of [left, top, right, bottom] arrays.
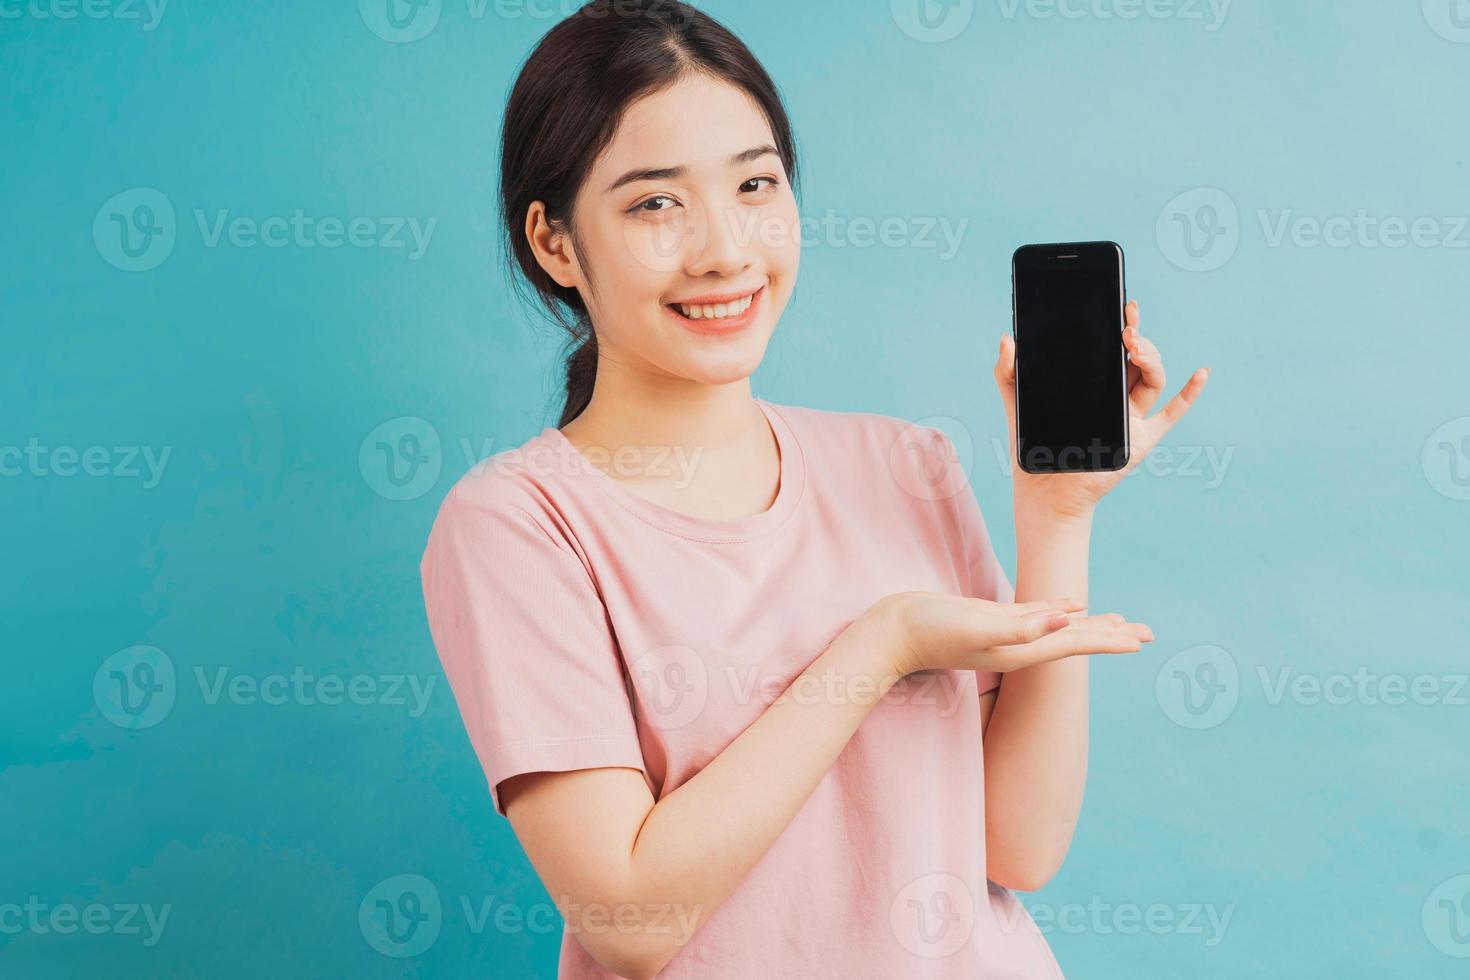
[[683, 198, 751, 280]]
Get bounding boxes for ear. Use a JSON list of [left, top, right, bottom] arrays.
[[525, 201, 581, 290]]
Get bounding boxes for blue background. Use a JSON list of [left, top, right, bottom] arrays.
[[5, 0, 1469, 976]]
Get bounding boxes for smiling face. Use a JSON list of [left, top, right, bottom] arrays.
[[542, 71, 801, 387]]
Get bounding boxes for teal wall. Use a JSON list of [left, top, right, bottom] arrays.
[[5, 1, 1469, 976]]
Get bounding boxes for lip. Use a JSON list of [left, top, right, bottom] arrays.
[[667, 284, 765, 306], [664, 284, 766, 337]]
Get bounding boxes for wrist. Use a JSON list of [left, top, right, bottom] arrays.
[[1015, 503, 1094, 539], [843, 596, 916, 688]]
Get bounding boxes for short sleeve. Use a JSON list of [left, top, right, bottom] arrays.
[[930, 428, 1014, 697], [420, 484, 646, 817]]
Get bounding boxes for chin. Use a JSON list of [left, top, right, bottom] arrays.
[[678, 349, 767, 386], [666, 332, 770, 384]]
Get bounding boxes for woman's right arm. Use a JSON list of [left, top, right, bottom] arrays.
[[499, 593, 1149, 980]]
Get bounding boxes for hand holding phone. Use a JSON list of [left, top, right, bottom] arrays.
[[1001, 242, 1213, 513], [1011, 241, 1130, 473]]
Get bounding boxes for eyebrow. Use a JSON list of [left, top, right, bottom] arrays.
[[605, 144, 780, 194]]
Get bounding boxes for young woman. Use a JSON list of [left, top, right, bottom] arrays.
[[420, 2, 1208, 977]]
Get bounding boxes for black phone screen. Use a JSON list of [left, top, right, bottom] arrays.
[[1012, 243, 1128, 473]]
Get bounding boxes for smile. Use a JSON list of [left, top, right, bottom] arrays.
[[671, 290, 756, 320], [664, 284, 766, 334]]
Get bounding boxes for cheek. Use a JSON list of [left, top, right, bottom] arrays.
[[618, 213, 692, 278], [764, 198, 799, 264], [760, 199, 802, 280], [582, 221, 672, 314]]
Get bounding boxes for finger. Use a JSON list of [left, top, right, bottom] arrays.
[[1124, 299, 1140, 329], [992, 627, 1147, 670], [1001, 609, 1075, 646], [1056, 611, 1126, 628], [1043, 627, 1148, 658], [1123, 328, 1166, 415], [1056, 614, 1155, 641], [1126, 329, 1160, 363], [1142, 366, 1211, 444], [940, 596, 1076, 637], [996, 597, 1088, 616]]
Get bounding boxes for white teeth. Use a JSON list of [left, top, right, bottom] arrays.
[[677, 293, 754, 320]]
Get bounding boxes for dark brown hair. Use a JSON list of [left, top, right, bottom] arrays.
[[499, 0, 800, 427]]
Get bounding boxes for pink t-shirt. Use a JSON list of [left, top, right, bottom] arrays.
[[420, 398, 1063, 978]]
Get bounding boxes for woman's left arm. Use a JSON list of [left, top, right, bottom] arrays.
[[981, 299, 1211, 892]]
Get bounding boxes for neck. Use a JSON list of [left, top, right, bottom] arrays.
[[562, 369, 766, 457]]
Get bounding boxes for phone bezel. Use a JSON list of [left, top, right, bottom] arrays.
[[1010, 240, 1131, 475]]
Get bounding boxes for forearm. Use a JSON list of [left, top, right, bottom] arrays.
[[622, 607, 906, 968], [983, 506, 1094, 890]]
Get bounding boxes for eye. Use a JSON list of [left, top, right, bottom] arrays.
[[742, 176, 779, 194], [630, 194, 678, 214]]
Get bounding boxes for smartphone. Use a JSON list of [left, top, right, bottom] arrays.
[[1011, 241, 1130, 473]]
